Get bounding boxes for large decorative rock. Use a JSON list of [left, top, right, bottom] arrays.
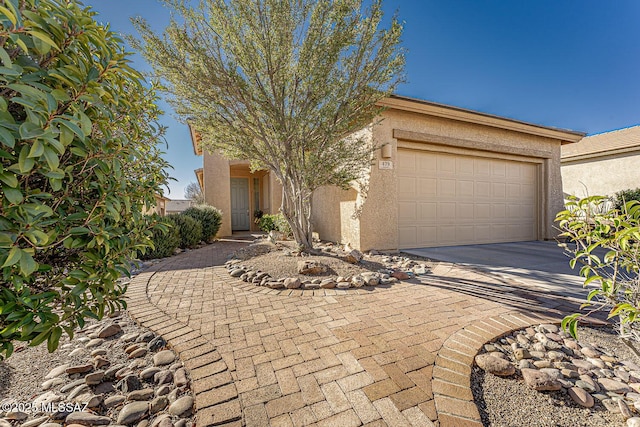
[[85, 371, 105, 385], [598, 378, 632, 394], [153, 350, 176, 366], [391, 271, 410, 280], [283, 278, 301, 289], [344, 249, 363, 264], [66, 364, 93, 375], [320, 279, 336, 289], [128, 389, 155, 401], [568, 387, 594, 408], [117, 402, 150, 425], [229, 268, 245, 278], [475, 353, 515, 376], [65, 412, 112, 426], [521, 368, 562, 391], [168, 396, 193, 417], [174, 368, 188, 387], [351, 276, 365, 288], [97, 324, 122, 338], [297, 260, 327, 275], [148, 337, 167, 352]]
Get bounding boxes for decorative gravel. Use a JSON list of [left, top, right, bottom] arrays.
[[472, 325, 640, 427]]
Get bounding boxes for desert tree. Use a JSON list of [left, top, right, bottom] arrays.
[[132, 0, 405, 250]]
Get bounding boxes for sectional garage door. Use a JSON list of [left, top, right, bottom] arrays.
[[397, 148, 538, 248]]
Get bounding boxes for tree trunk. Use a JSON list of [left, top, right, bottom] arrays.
[[280, 181, 313, 251]]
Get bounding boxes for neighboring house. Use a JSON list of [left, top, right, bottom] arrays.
[[166, 199, 195, 215], [191, 95, 584, 250], [143, 194, 169, 216], [561, 125, 640, 198]]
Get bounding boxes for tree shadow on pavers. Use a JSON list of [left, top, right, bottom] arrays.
[[416, 273, 591, 318], [0, 362, 14, 399]]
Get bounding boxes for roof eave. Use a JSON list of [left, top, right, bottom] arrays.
[[379, 95, 586, 144]]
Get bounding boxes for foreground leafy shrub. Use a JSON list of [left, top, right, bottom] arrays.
[[258, 213, 292, 237], [614, 188, 640, 211], [169, 214, 202, 249], [140, 216, 179, 260], [0, 1, 170, 358], [183, 204, 222, 242], [557, 195, 640, 342]]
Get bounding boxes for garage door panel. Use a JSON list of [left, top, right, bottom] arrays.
[[418, 178, 437, 196], [398, 201, 417, 221], [398, 149, 537, 248], [456, 180, 474, 197], [475, 181, 491, 197]]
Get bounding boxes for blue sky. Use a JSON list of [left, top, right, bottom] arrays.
[[82, 0, 640, 199]]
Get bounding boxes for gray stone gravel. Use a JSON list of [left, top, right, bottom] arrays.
[[472, 326, 640, 427]]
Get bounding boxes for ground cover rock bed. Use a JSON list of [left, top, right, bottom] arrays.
[[473, 323, 640, 426], [226, 239, 432, 290], [0, 312, 195, 427]]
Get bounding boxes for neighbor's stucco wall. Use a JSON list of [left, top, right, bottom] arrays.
[[562, 152, 640, 198], [203, 150, 232, 237], [356, 108, 566, 251]]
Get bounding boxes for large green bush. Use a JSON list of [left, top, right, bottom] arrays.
[[614, 188, 640, 212], [183, 204, 222, 242], [140, 216, 179, 260], [258, 213, 292, 237], [0, 0, 170, 357], [169, 214, 202, 249], [557, 195, 640, 342]]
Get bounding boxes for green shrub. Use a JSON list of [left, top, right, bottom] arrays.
[[614, 188, 640, 211], [258, 213, 292, 236], [169, 214, 202, 249], [140, 216, 179, 260], [183, 204, 222, 242], [0, 1, 170, 357], [557, 195, 640, 342]]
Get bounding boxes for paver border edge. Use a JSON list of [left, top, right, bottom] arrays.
[[127, 265, 243, 427], [432, 310, 561, 427]]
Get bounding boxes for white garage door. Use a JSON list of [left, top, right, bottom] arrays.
[[397, 149, 538, 248]]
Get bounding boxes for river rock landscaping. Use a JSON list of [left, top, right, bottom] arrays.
[[225, 239, 431, 290], [473, 323, 640, 427], [0, 312, 194, 427]]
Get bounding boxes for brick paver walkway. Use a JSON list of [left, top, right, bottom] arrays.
[[127, 240, 588, 427]]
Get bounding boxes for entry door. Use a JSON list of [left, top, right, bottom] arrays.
[[230, 178, 250, 231]]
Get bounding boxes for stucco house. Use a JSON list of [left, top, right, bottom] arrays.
[[191, 95, 584, 251], [561, 125, 640, 198]]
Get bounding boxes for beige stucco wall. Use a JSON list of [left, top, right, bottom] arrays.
[[313, 107, 569, 251], [203, 150, 232, 237], [561, 152, 640, 198]]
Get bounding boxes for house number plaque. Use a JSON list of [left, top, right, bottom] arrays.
[[378, 160, 393, 170]]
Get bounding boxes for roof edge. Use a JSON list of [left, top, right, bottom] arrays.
[[380, 95, 586, 143], [188, 123, 203, 156]]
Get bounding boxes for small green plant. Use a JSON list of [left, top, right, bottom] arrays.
[[169, 214, 202, 249], [182, 205, 222, 242], [139, 216, 179, 260], [258, 213, 292, 237], [614, 188, 640, 211], [557, 195, 640, 342]]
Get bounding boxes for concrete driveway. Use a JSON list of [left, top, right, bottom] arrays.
[[403, 241, 590, 301]]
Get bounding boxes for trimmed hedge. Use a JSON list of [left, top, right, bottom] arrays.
[[169, 214, 202, 249], [183, 205, 222, 242]]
